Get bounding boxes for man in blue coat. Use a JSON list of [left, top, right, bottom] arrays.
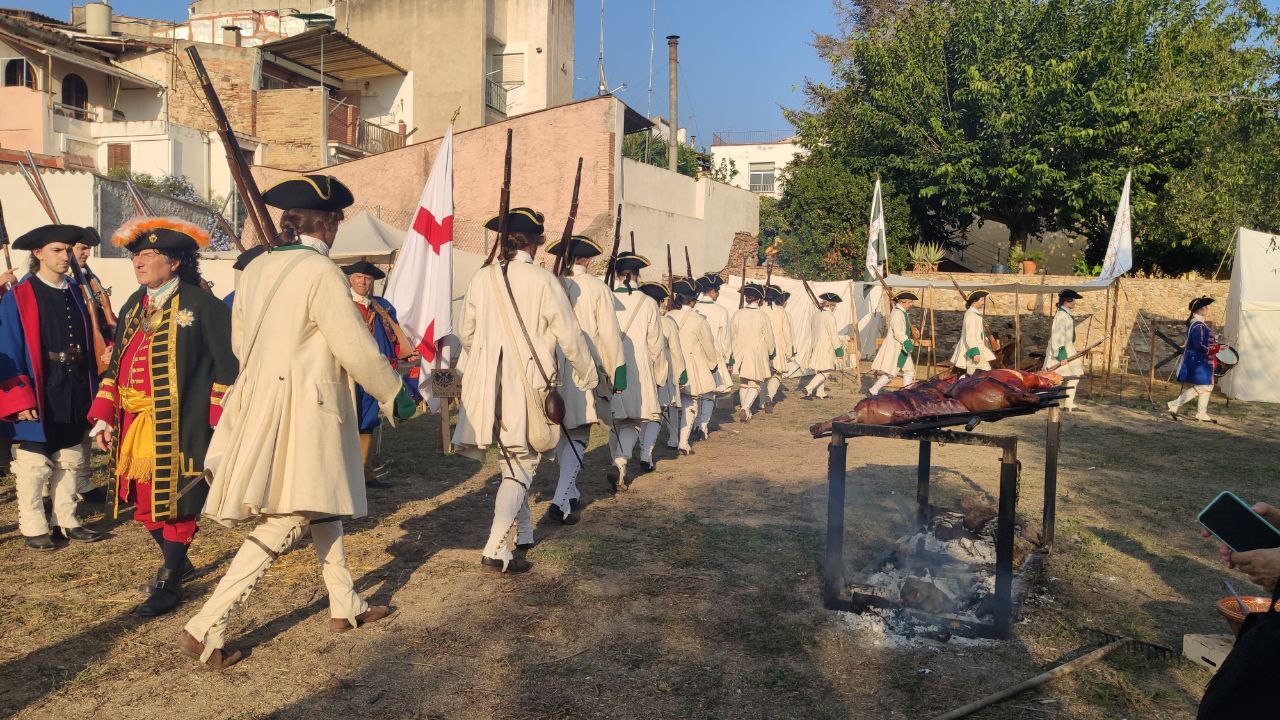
[[1167, 296, 1219, 423], [343, 260, 412, 488], [0, 225, 105, 550]]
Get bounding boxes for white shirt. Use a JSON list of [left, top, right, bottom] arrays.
[[298, 234, 331, 257]]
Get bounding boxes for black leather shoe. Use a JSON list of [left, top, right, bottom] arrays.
[[639, 459, 656, 473], [481, 556, 532, 574], [24, 534, 55, 552], [159, 558, 197, 583], [135, 567, 182, 617], [607, 465, 622, 492], [763, 402, 775, 414], [63, 527, 105, 543], [690, 427, 706, 442], [565, 499, 582, 525], [365, 477, 393, 489], [546, 504, 567, 523]]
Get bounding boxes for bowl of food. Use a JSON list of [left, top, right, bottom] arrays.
[[1216, 596, 1279, 636]]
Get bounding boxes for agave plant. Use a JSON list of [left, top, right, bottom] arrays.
[[908, 242, 945, 271]]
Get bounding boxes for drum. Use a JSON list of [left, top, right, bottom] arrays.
[[1214, 345, 1239, 377]]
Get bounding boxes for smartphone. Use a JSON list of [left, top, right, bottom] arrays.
[[1198, 492, 1280, 553]]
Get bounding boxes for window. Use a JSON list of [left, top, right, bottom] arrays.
[[749, 162, 775, 193], [107, 143, 131, 174], [3, 58, 34, 88], [61, 73, 89, 111]]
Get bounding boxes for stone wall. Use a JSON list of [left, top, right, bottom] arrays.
[[895, 272, 1230, 374]]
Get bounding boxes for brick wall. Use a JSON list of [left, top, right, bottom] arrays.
[[167, 40, 258, 136], [255, 88, 326, 170], [893, 272, 1230, 374]]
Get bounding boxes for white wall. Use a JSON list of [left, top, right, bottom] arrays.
[[710, 141, 804, 196], [618, 157, 760, 277]]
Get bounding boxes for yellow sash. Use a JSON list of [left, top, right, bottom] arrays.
[[117, 387, 155, 482]]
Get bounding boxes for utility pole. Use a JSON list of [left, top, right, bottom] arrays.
[[667, 34, 679, 173]]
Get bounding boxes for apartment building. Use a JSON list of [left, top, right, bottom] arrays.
[[709, 131, 804, 198]]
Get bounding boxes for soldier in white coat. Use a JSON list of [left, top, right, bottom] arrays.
[[544, 235, 626, 525], [1044, 289, 1083, 410], [730, 284, 775, 422], [801, 293, 843, 399], [669, 278, 720, 453], [181, 176, 404, 669], [694, 273, 732, 440], [452, 209, 596, 573], [950, 290, 996, 374], [869, 291, 918, 395], [608, 252, 663, 490], [762, 286, 795, 411], [637, 282, 685, 469]]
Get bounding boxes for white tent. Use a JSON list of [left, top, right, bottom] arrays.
[[329, 210, 404, 263], [1220, 227, 1280, 403]]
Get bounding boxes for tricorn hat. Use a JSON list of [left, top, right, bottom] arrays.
[[966, 289, 990, 306], [232, 244, 268, 271], [262, 174, 354, 212], [698, 272, 726, 291], [543, 234, 603, 259], [110, 217, 210, 253], [611, 251, 650, 274], [1188, 296, 1214, 314], [819, 292, 843, 303], [484, 207, 545, 235], [1058, 289, 1084, 304], [672, 277, 700, 298], [638, 281, 668, 304], [895, 291, 919, 302], [764, 286, 783, 303], [779, 291, 792, 304], [342, 259, 385, 280], [741, 283, 765, 302], [14, 224, 99, 251], [78, 226, 101, 247]]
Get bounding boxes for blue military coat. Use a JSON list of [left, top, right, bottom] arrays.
[[1176, 319, 1216, 386]]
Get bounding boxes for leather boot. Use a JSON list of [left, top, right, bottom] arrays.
[[136, 567, 183, 617], [361, 434, 391, 489]]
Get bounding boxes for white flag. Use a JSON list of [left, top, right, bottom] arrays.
[[1099, 171, 1133, 280], [866, 177, 887, 280], [386, 124, 454, 369]]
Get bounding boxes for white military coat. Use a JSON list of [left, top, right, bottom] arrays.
[[1043, 307, 1081, 375], [610, 286, 663, 422], [804, 309, 840, 373], [730, 305, 775, 383], [558, 265, 625, 430], [696, 297, 733, 392], [871, 305, 916, 376], [670, 306, 720, 397], [452, 252, 596, 454], [950, 306, 996, 372], [202, 242, 403, 523], [656, 313, 686, 408], [764, 304, 795, 374]]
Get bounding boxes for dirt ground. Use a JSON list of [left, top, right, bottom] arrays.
[[0, 371, 1276, 720]]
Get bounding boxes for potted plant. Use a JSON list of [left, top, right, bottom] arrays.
[[1007, 245, 1024, 274], [1022, 249, 1047, 275], [906, 242, 946, 272], [907, 243, 927, 272]]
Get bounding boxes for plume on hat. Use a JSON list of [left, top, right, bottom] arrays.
[[111, 216, 211, 249]]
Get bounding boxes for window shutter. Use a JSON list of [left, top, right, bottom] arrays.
[[492, 53, 525, 88]]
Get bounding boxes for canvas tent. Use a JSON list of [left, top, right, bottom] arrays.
[[329, 210, 404, 263], [1220, 227, 1280, 403]]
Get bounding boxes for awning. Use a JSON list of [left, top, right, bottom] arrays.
[[259, 28, 406, 81], [0, 30, 161, 89], [876, 274, 1116, 294]]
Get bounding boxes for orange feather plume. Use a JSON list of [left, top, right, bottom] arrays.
[[110, 216, 211, 249]]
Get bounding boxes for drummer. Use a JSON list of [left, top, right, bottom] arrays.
[[1166, 296, 1220, 423]]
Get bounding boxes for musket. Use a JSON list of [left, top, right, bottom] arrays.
[[1045, 336, 1109, 373], [763, 259, 775, 301], [684, 245, 693, 279], [184, 46, 276, 246], [630, 230, 636, 254], [484, 129, 514, 266], [947, 273, 971, 304], [20, 153, 111, 373], [738, 254, 747, 308], [800, 278, 822, 309], [604, 204, 622, 287], [666, 243, 674, 310], [0, 200, 13, 289], [554, 157, 584, 276]]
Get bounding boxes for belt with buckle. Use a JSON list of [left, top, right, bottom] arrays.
[[47, 349, 85, 364]]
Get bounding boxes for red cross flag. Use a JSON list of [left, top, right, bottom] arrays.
[[386, 124, 454, 366]]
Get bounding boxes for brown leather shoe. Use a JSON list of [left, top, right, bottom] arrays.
[[178, 630, 243, 670], [328, 605, 392, 633]]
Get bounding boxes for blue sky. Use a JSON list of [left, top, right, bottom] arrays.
[[5, 1, 835, 145]]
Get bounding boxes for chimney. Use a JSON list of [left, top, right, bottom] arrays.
[[667, 35, 679, 172], [222, 25, 243, 47], [84, 2, 112, 36]]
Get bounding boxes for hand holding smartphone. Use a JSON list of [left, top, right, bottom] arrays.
[[1198, 492, 1280, 554]]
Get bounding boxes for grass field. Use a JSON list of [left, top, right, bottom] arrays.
[[0, 372, 1275, 719]]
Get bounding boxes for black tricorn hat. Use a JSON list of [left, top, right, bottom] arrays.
[[544, 234, 603, 259], [895, 291, 919, 302], [698, 272, 726, 290], [484, 207, 545, 235], [638, 281, 668, 303], [819, 292, 843, 303], [611, 251, 650, 273], [342, 259, 385, 280], [1188, 296, 1214, 313], [966, 289, 990, 306], [110, 217, 210, 253], [779, 291, 792, 303], [672, 277, 700, 298], [742, 283, 765, 301], [1058, 289, 1084, 304], [14, 224, 98, 251], [764, 285, 783, 302], [78, 226, 101, 247], [262, 174, 355, 212], [232, 244, 268, 271]]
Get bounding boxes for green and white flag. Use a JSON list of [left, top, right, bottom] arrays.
[[1099, 171, 1133, 281], [866, 177, 887, 281]]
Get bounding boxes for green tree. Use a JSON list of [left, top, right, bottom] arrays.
[[622, 130, 701, 178], [790, 0, 1279, 273]]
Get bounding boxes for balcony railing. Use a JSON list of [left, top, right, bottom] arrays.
[[53, 102, 97, 122], [750, 181, 776, 194], [485, 78, 507, 115], [328, 97, 406, 155], [712, 130, 794, 146]]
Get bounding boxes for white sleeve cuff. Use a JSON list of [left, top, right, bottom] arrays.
[[89, 419, 112, 438]]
